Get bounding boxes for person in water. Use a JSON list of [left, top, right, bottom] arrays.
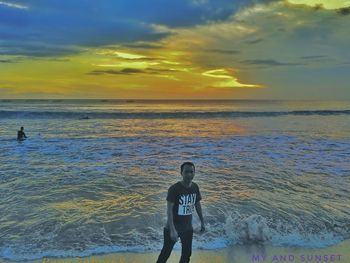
[[156, 162, 205, 263], [17, 126, 27, 140]]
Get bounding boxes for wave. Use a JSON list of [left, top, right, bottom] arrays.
[[1, 109, 350, 119], [0, 212, 348, 261]]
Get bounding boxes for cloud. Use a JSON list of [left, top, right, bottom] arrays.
[[204, 49, 240, 54], [0, 0, 277, 58], [87, 68, 145, 75], [240, 59, 303, 67], [87, 67, 180, 76], [0, 2, 173, 57], [337, 7, 350, 15], [0, 59, 16, 63], [2, 0, 349, 99], [94, 48, 161, 61], [246, 38, 264, 44], [150, 0, 350, 98], [147, 68, 180, 73], [202, 68, 262, 88], [121, 42, 164, 49], [300, 55, 328, 59], [169, 1, 350, 70], [41, 58, 71, 62], [0, 42, 79, 57], [0, 1, 28, 9], [286, 0, 350, 10]]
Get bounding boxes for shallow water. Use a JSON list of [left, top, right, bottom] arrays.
[[0, 100, 349, 261]]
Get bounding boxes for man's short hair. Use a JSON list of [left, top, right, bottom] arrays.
[[181, 162, 195, 173]]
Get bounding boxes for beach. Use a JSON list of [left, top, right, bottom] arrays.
[[0, 239, 349, 263], [0, 100, 349, 262], [2, 0, 350, 260]]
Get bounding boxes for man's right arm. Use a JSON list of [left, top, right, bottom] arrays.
[[167, 201, 178, 241]]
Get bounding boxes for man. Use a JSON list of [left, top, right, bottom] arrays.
[[17, 126, 27, 141], [156, 162, 205, 263]]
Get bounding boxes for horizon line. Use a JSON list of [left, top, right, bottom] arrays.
[[1, 98, 349, 101]]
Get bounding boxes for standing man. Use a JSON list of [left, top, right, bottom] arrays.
[[17, 126, 27, 141], [156, 162, 205, 263]]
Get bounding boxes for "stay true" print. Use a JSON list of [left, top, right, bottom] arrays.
[[178, 193, 197, 215]]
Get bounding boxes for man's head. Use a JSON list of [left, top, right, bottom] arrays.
[[20, 127, 24, 131], [180, 162, 195, 184]]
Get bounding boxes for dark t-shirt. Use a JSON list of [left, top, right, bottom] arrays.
[[166, 181, 202, 232]]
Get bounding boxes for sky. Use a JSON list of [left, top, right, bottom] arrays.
[[0, 0, 349, 99]]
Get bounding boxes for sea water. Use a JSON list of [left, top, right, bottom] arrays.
[[0, 100, 349, 261]]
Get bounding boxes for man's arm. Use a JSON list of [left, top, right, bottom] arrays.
[[195, 201, 205, 232], [167, 201, 178, 241]]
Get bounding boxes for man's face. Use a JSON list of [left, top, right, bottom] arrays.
[[181, 164, 195, 184]]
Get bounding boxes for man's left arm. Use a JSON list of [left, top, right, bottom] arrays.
[[195, 201, 205, 232]]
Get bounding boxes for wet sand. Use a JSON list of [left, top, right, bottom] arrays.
[[1, 239, 349, 263]]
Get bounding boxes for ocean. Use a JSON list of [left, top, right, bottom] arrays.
[[0, 99, 349, 261]]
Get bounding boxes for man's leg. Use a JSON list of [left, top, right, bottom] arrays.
[[178, 229, 193, 263], [156, 227, 177, 263]]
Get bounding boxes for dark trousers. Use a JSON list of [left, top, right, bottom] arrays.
[[156, 227, 193, 263]]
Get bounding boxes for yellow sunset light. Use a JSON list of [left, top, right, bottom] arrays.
[[287, 0, 350, 9]]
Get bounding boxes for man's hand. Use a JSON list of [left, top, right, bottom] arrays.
[[170, 228, 178, 242], [194, 223, 206, 234], [200, 223, 205, 233]]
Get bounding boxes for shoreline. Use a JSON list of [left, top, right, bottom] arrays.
[[1, 239, 349, 263]]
